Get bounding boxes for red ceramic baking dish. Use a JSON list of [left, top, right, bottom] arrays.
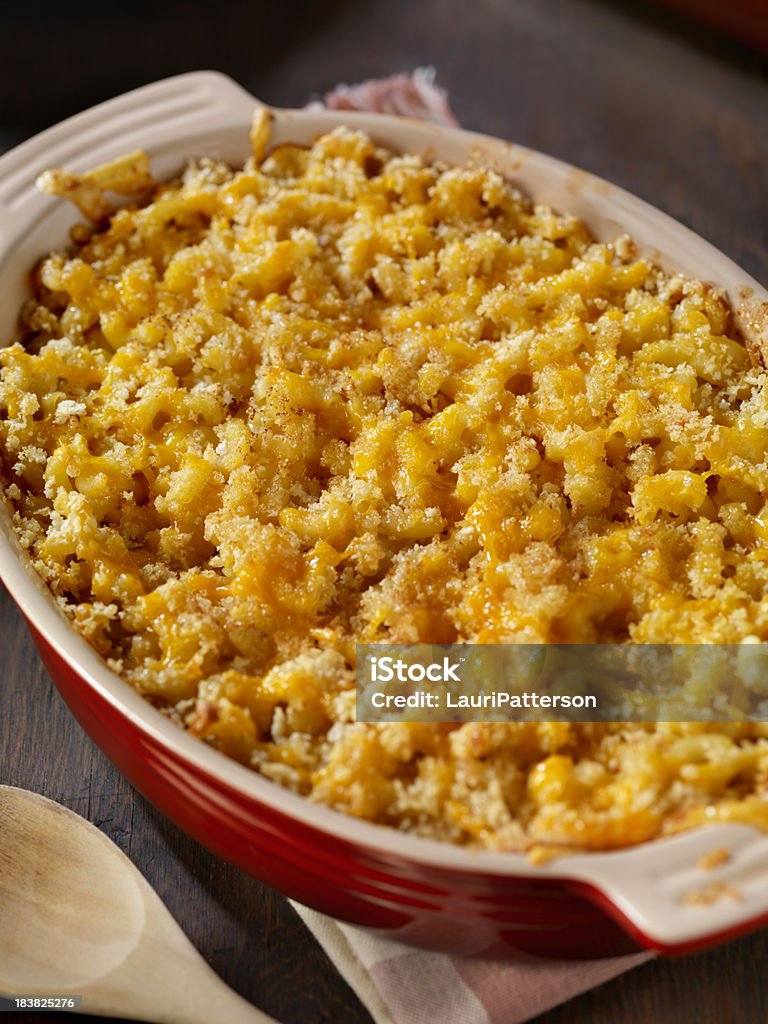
[[2, 71, 768, 960]]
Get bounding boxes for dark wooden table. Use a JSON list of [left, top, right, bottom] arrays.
[[2, 1, 768, 1022]]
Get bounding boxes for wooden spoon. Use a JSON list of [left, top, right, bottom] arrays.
[[0, 785, 277, 1023]]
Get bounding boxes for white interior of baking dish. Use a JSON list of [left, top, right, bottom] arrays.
[[1, 70, 768, 952]]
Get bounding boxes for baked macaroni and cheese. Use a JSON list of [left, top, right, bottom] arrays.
[[2, 119, 768, 852]]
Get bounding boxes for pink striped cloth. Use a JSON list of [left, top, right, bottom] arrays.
[[295, 72, 652, 1023], [292, 903, 651, 1024], [311, 68, 458, 126]]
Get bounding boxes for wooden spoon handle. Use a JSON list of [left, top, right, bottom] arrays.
[[75, 854, 282, 1024], [86, 960, 278, 1024]]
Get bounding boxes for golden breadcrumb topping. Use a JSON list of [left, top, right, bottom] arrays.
[[2, 125, 768, 852]]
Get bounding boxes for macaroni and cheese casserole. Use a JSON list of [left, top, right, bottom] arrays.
[[2, 123, 768, 851]]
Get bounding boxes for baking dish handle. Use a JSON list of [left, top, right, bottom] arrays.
[[0, 71, 259, 229], [565, 823, 768, 952]]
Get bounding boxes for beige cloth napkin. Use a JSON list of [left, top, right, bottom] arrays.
[[297, 72, 652, 1023], [293, 902, 651, 1024]]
